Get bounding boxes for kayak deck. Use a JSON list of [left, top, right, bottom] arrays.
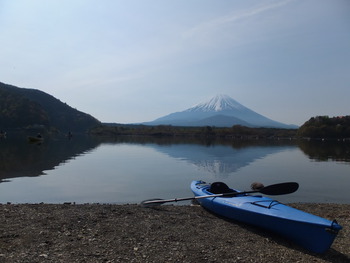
[[191, 180, 342, 253]]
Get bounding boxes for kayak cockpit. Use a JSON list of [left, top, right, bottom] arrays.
[[204, 181, 246, 197], [209, 182, 236, 194]]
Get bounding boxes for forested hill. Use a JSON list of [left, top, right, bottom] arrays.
[[297, 116, 350, 139], [0, 82, 100, 132]]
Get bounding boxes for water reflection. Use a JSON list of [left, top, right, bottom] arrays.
[[98, 137, 299, 176], [1, 136, 350, 184], [152, 143, 295, 176], [0, 133, 102, 182], [298, 140, 350, 163], [0, 135, 349, 204]]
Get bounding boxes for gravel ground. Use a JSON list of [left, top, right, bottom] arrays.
[[0, 203, 349, 263]]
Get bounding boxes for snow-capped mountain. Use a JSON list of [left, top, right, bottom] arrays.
[[145, 94, 297, 128], [188, 94, 246, 112]]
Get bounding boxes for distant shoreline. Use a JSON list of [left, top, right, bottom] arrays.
[[89, 124, 298, 139], [89, 122, 350, 141]]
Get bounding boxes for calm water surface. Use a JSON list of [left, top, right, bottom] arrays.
[[0, 135, 349, 204]]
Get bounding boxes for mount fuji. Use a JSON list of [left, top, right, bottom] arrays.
[[144, 94, 297, 128]]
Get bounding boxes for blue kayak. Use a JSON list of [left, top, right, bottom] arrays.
[[191, 180, 342, 253]]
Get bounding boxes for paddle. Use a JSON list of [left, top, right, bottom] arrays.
[[140, 182, 299, 207]]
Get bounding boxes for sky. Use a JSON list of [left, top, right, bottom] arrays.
[[1, 0, 349, 126]]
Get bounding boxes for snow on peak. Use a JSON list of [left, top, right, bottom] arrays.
[[188, 94, 246, 112]]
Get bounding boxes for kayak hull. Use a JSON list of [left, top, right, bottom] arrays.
[[191, 180, 342, 253]]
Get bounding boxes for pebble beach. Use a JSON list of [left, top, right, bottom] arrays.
[[0, 203, 349, 262]]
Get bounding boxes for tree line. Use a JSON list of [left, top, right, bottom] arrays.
[[89, 124, 297, 139], [90, 115, 350, 140]]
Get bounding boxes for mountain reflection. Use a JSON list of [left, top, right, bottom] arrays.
[[102, 136, 297, 175], [0, 134, 102, 182], [151, 142, 296, 176], [109, 137, 350, 174]]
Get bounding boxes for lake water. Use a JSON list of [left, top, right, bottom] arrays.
[[0, 134, 349, 204]]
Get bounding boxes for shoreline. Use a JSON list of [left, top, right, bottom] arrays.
[[1, 203, 349, 262]]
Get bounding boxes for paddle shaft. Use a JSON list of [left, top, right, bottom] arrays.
[[143, 189, 268, 205], [141, 182, 299, 206]]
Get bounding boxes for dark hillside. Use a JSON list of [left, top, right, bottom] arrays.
[[0, 82, 100, 132], [297, 116, 350, 139]]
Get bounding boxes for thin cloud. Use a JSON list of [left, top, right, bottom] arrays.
[[183, 0, 293, 39]]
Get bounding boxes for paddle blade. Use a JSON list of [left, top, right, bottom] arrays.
[[140, 198, 166, 207], [260, 182, 299, 195]]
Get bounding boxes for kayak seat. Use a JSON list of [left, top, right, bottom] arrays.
[[209, 182, 237, 194]]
